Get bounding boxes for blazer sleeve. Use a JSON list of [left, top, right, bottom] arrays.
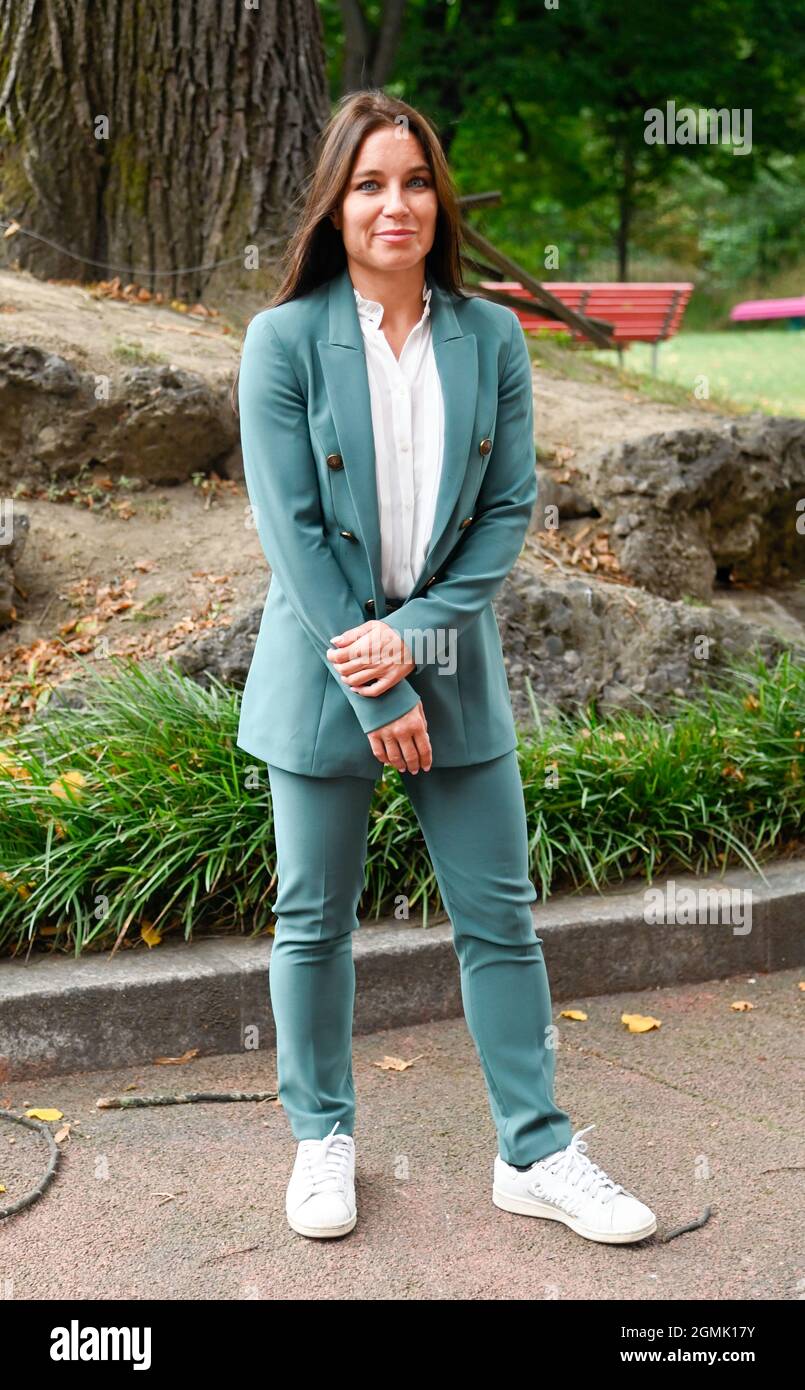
[[381, 311, 536, 671], [237, 311, 422, 734]]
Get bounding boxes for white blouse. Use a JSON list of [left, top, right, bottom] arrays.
[[352, 279, 445, 603]]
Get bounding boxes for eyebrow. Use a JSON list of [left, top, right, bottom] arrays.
[[352, 164, 431, 179]]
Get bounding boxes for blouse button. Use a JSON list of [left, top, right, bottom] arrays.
[[364, 598, 375, 613], [340, 530, 358, 543], [326, 453, 344, 470], [459, 515, 474, 530], [479, 438, 492, 456]]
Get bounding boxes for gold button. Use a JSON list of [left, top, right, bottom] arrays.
[[364, 598, 375, 612], [479, 437, 492, 455], [340, 530, 358, 543], [425, 575, 437, 588], [459, 515, 474, 529], [326, 453, 344, 470]]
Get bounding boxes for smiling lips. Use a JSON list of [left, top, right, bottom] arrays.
[[376, 229, 415, 239]]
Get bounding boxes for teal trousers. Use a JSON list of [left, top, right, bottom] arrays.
[[265, 750, 574, 1166]]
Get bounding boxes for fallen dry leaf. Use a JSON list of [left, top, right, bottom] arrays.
[[372, 1055, 423, 1072], [48, 769, 87, 800], [621, 1013, 661, 1033], [140, 921, 162, 948]]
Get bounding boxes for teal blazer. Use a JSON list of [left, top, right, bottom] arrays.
[[236, 263, 537, 778]]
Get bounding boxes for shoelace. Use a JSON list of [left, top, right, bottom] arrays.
[[298, 1121, 353, 1195], [528, 1124, 627, 1213]]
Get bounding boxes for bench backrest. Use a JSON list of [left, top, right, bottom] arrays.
[[480, 281, 694, 343]]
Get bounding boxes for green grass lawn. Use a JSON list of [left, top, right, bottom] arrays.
[[589, 329, 805, 417]]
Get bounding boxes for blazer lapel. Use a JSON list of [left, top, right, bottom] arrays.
[[317, 264, 478, 612]]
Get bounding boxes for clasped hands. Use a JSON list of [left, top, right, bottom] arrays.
[[326, 619, 432, 775]]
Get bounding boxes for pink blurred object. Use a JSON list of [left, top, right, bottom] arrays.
[[730, 296, 805, 322]]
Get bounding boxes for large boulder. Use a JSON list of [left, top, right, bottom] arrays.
[[582, 416, 805, 601], [165, 565, 793, 726], [0, 342, 240, 489], [495, 564, 791, 725]]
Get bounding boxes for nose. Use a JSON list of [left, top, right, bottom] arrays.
[[381, 181, 410, 216]]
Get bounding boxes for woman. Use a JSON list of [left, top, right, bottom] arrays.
[[232, 90, 656, 1247]]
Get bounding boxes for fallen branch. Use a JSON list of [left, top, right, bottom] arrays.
[[0, 1110, 61, 1219], [96, 1089, 278, 1109], [658, 1205, 714, 1243]]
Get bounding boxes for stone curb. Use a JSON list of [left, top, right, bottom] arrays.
[[1, 857, 802, 1081]]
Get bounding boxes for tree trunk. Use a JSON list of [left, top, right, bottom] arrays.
[[339, 0, 406, 94], [615, 139, 634, 281], [0, 0, 330, 302]]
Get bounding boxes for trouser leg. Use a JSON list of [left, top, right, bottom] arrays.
[[265, 763, 377, 1142], [400, 750, 574, 1166]]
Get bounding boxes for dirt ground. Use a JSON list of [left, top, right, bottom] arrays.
[[0, 264, 741, 726]]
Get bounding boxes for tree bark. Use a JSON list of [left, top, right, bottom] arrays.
[[0, 0, 330, 300], [615, 138, 634, 281], [339, 0, 406, 94]]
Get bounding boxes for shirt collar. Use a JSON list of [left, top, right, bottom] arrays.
[[352, 279, 432, 329]]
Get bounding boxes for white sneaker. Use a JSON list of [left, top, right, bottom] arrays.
[[493, 1123, 657, 1244], [285, 1121, 357, 1239]]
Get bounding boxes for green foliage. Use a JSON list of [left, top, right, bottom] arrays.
[[0, 649, 803, 956], [318, 0, 805, 300]]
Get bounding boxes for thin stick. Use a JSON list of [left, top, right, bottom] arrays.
[[659, 1205, 714, 1243], [0, 1110, 61, 1219]]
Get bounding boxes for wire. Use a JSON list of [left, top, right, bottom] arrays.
[[0, 217, 286, 279]]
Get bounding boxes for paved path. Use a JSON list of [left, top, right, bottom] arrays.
[[1, 966, 801, 1301]]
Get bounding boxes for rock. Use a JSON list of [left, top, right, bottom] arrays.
[[167, 564, 795, 731], [168, 604, 263, 687], [584, 416, 805, 600], [0, 504, 29, 628], [0, 342, 240, 489], [532, 467, 597, 523], [494, 564, 792, 726]]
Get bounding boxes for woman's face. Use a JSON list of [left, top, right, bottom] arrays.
[[332, 126, 438, 276]]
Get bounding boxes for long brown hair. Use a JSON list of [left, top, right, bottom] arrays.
[[230, 88, 467, 415]]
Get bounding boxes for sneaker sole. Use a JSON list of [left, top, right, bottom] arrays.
[[492, 1187, 657, 1244], [287, 1210, 357, 1239]]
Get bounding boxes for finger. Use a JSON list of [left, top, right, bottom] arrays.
[[329, 652, 370, 674], [343, 668, 395, 692], [397, 734, 421, 775], [329, 623, 370, 646], [413, 728, 432, 771], [382, 735, 406, 773], [339, 661, 384, 685], [326, 642, 367, 666]]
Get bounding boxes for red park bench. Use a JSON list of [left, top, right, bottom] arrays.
[[479, 280, 694, 374]]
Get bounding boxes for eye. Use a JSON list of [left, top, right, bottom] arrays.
[[355, 176, 431, 192]]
